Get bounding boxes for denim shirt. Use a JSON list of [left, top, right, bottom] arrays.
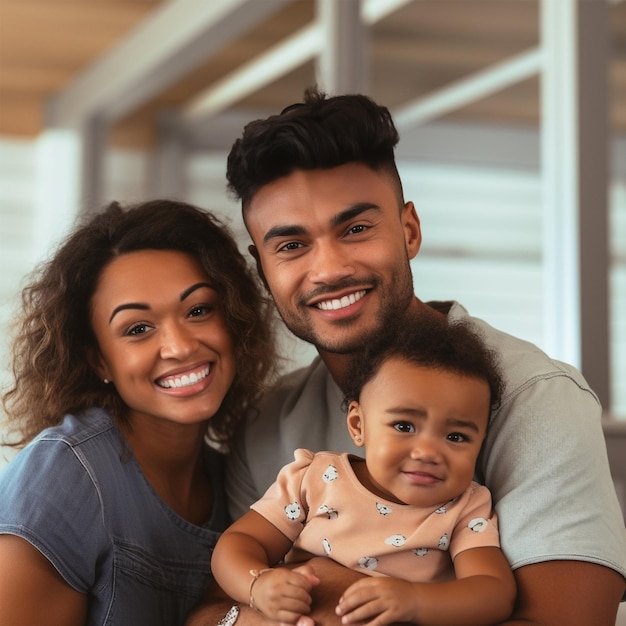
[[0, 408, 229, 625]]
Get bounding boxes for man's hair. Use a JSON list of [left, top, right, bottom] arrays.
[[343, 316, 504, 413], [226, 86, 403, 209]]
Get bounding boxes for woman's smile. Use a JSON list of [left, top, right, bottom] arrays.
[[156, 363, 212, 390]]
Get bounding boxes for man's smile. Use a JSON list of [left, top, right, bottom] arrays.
[[315, 290, 367, 311]]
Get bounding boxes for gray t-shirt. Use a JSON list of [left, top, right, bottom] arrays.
[[227, 301, 626, 578], [0, 408, 228, 625]]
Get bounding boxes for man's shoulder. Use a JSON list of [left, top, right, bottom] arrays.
[[443, 300, 597, 403], [259, 356, 337, 414], [245, 356, 352, 458]]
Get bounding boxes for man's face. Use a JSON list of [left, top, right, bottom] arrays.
[[245, 163, 422, 355]]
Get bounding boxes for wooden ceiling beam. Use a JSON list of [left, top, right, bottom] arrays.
[[0, 2, 160, 63], [45, 0, 292, 128]]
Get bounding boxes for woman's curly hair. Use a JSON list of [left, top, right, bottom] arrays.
[[2, 199, 277, 449]]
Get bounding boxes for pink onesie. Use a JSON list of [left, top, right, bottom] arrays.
[[251, 448, 501, 582]]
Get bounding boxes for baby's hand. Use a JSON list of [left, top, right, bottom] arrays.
[[335, 577, 417, 626], [252, 565, 320, 625]]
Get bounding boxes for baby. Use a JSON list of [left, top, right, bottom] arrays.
[[212, 318, 516, 625]]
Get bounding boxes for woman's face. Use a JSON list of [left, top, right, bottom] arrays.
[[89, 249, 236, 429]]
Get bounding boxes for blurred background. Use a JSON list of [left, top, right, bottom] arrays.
[[0, 0, 625, 466]]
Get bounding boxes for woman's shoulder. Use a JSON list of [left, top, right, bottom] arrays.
[[37, 408, 115, 445], [0, 408, 123, 506]]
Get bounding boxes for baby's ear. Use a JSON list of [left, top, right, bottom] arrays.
[[346, 402, 364, 447]]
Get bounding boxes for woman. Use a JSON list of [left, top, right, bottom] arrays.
[[0, 199, 276, 625]]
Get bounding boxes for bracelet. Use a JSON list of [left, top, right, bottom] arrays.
[[217, 605, 240, 626], [248, 568, 272, 611]]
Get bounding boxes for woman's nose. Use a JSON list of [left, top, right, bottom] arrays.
[[159, 323, 198, 360]]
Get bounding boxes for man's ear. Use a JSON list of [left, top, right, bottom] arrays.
[[248, 244, 269, 292], [402, 201, 422, 260], [346, 401, 365, 447]]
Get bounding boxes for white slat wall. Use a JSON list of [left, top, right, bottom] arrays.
[[1, 131, 625, 472]]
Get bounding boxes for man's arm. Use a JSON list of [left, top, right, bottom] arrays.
[[503, 561, 624, 626], [475, 369, 625, 625]]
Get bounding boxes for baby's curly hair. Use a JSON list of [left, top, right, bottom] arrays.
[[343, 316, 503, 414], [2, 199, 277, 449]]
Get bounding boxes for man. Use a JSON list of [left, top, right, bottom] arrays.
[[190, 89, 626, 625]]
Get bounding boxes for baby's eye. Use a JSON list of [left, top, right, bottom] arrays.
[[393, 422, 415, 433], [447, 432, 469, 443]]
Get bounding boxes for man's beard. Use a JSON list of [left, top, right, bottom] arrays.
[[274, 264, 415, 355]]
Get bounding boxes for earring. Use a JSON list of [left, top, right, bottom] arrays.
[[355, 437, 362, 443], [103, 378, 110, 384]]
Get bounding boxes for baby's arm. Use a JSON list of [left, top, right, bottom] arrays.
[[211, 510, 319, 624], [336, 546, 516, 626]]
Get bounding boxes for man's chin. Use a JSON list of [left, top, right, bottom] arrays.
[[307, 333, 373, 355], [283, 316, 383, 354]]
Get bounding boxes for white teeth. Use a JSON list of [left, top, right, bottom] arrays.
[[317, 290, 366, 311], [158, 366, 210, 389]]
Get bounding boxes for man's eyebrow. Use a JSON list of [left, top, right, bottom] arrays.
[[263, 225, 307, 245], [108, 282, 212, 323], [262, 203, 382, 245], [330, 203, 382, 227]]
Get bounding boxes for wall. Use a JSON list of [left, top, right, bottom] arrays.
[[1, 123, 625, 472]]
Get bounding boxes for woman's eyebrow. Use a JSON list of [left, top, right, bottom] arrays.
[[180, 282, 212, 301], [109, 303, 149, 324], [108, 282, 212, 324]]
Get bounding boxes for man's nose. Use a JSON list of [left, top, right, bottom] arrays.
[[307, 240, 356, 284]]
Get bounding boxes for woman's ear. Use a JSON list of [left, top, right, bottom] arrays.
[[346, 401, 365, 447], [87, 347, 110, 383]]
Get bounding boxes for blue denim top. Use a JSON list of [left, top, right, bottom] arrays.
[[0, 408, 229, 625]]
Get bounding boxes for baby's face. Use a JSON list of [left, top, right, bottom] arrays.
[[347, 358, 490, 507]]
